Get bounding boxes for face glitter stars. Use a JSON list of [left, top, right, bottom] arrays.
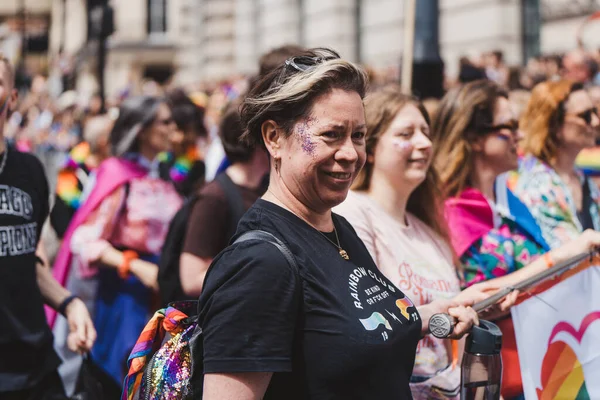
[[295, 117, 317, 156], [392, 139, 413, 154]]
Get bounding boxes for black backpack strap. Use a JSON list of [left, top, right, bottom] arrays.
[[233, 230, 298, 271], [215, 173, 246, 240]]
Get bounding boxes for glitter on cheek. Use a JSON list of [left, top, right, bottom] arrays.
[[295, 117, 317, 157], [391, 139, 414, 154]]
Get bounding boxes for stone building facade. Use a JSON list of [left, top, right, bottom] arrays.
[[0, 0, 52, 75], [47, 0, 600, 98]]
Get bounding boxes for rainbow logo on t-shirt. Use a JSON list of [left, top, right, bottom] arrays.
[[395, 296, 414, 320], [359, 312, 392, 331]]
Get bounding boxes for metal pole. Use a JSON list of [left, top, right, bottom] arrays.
[[60, 0, 67, 53], [430, 249, 599, 339], [521, 0, 541, 63], [98, 21, 106, 113], [354, 0, 361, 63], [96, 2, 109, 113], [401, 0, 416, 95], [411, 0, 444, 99], [19, 0, 27, 68]]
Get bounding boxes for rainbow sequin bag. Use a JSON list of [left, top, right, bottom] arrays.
[[122, 301, 200, 400], [122, 230, 299, 400]]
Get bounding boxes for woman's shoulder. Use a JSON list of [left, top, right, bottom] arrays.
[[8, 147, 44, 171], [217, 232, 297, 270], [196, 178, 226, 198], [512, 155, 560, 194], [405, 213, 454, 253], [516, 155, 555, 181], [334, 191, 377, 221], [406, 212, 439, 236], [204, 224, 301, 291]]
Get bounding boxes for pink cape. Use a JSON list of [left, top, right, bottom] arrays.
[[46, 157, 147, 327], [444, 188, 494, 257]]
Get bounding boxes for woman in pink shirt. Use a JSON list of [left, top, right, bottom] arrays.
[[335, 85, 511, 399]]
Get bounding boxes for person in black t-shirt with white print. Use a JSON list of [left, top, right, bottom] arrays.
[[0, 54, 96, 399], [196, 48, 479, 400]]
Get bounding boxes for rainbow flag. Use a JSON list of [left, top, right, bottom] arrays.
[[359, 312, 392, 331], [536, 339, 589, 399], [395, 296, 414, 320], [576, 147, 600, 176], [512, 261, 600, 399], [56, 142, 91, 209]]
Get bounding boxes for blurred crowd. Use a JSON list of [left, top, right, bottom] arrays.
[[1, 40, 600, 400], [9, 46, 600, 190]]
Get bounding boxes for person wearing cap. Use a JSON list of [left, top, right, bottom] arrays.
[[50, 96, 182, 396]]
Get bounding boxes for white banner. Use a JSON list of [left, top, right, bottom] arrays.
[[511, 265, 600, 399]]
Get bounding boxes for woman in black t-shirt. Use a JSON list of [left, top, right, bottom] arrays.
[[196, 48, 479, 400]]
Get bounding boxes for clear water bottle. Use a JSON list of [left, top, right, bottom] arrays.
[[461, 320, 503, 400]]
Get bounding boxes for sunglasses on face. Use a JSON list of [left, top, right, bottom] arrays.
[[574, 107, 598, 125], [482, 119, 519, 135]]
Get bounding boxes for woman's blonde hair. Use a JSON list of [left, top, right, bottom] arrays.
[[354, 84, 448, 240], [431, 79, 508, 198], [240, 48, 368, 148], [520, 79, 580, 163]]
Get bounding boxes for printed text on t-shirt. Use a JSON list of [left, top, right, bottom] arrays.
[[0, 185, 34, 219]]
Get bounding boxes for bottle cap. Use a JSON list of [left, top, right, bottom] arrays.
[[465, 319, 503, 355]]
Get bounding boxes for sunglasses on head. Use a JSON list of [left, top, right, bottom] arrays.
[[284, 55, 338, 72], [575, 107, 598, 125]]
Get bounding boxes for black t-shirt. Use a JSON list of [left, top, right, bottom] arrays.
[[0, 148, 61, 392], [197, 199, 422, 399]]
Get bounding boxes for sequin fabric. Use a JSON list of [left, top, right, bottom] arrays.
[[140, 324, 195, 399], [123, 302, 197, 400]]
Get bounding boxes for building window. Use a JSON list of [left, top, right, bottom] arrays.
[[148, 0, 167, 34]]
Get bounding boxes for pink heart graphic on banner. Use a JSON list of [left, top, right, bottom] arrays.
[[547, 311, 600, 345], [536, 311, 600, 399]]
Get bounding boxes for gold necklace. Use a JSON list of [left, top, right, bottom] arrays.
[[316, 225, 350, 260], [265, 189, 350, 260]]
